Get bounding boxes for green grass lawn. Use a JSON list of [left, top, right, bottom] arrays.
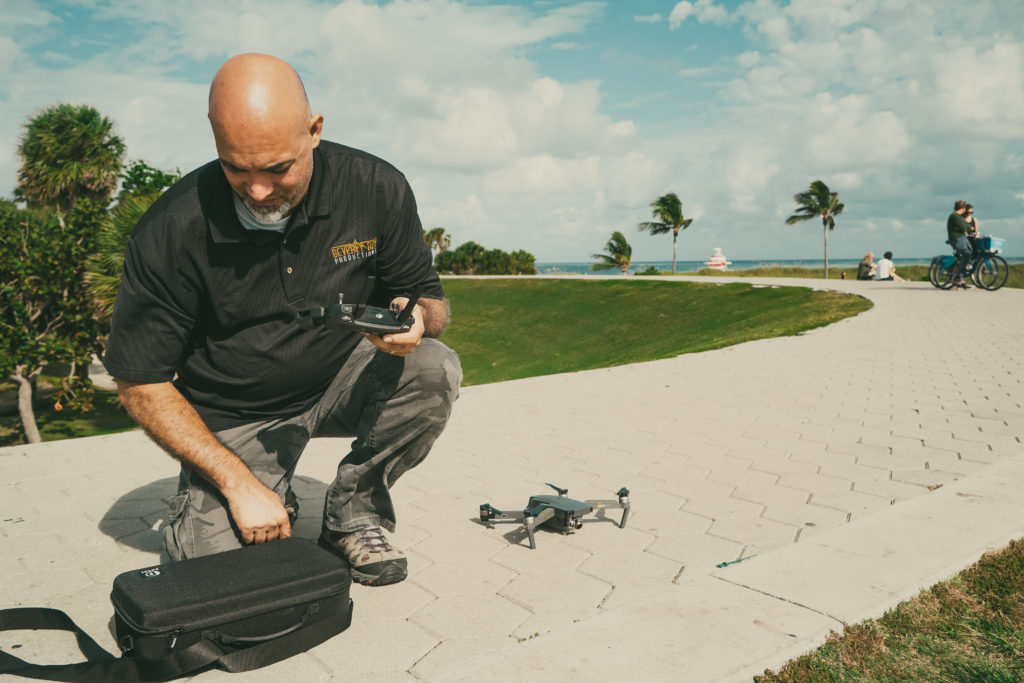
[[441, 278, 871, 386], [0, 278, 870, 446], [756, 539, 1024, 682]]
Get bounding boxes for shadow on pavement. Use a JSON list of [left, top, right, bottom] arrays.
[[98, 475, 331, 562]]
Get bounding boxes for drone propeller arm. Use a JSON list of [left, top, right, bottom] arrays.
[[480, 503, 526, 526], [585, 487, 631, 528]]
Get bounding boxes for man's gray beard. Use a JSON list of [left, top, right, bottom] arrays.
[[242, 197, 294, 224]]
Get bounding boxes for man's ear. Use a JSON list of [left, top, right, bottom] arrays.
[[309, 114, 324, 148]]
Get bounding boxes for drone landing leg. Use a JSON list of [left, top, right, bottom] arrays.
[[524, 506, 556, 550]]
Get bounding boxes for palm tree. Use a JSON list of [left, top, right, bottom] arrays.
[[423, 226, 451, 255], [15, 103, 125, 215], [638, 192, 693, 274], [592, 231, 632, 275], [786, 180, 845, 279], [85, 193, 158, 323]]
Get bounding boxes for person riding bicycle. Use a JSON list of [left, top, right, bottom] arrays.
[[965, 203, 981, 254], [946, 200, 973, 288], [965, 204, 980, 236]]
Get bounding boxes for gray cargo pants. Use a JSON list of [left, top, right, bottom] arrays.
[[163, 337, 461, 561]]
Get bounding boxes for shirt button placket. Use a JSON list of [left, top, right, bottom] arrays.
[[281, 245, 301, 305]]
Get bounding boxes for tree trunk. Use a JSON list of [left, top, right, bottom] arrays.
[[672, 231, 678, 274], [11, 367, 42, 444], [74, 358, 90, 383], [823, 220, 829, 280]]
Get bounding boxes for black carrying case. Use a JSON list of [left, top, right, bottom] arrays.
[[0, 537, 353, 681]]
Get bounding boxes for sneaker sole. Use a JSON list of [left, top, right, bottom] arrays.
[[351, 561, 408, 587]]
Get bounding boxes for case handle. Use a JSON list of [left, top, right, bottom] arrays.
[[211, 619, 305, 645], [209, 603, 320, 645]]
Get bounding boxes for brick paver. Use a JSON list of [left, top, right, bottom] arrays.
[[0, 277, 1021, 680]]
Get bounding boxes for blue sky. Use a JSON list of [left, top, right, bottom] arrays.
[[2, 0, 1023, 261]]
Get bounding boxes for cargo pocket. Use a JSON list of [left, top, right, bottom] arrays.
[[162, 492, 190, 562]]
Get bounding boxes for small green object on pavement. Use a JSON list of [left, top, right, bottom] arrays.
[[716, 555, 757, 568]]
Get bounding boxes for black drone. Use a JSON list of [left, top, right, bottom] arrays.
[[295, 276, 421, 335], [479, 483, 630, 549]]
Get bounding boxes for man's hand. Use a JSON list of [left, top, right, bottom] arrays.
[[362, 298, 425, 356], [117, 379, 293, 546], [223, 476, 292, 545]]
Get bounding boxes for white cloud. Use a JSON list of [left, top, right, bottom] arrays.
[[2, 0, 1024, 262], [634, 13, 662, 24], [669, 2, 693, 29], [735, 50, 760, 68], [669, 0, 731, 30], [0, 35, 18, 72], [931, 43, 1024, 135]]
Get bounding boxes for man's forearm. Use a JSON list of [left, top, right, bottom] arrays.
[[116, 380, 255, 493], [117, 379, 291, 544]]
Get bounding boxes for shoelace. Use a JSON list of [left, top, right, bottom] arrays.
[[354, 527, 393, 554]]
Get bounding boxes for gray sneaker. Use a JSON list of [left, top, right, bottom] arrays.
[[319, 526, 408, 586]]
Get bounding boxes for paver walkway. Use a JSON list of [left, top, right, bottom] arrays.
[[1, 277, 1021, 681]]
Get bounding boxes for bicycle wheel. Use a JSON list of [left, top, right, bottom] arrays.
[[928, 258, 941, 287], [936, 260, 960, 289], [974, 254, 1009, 290]]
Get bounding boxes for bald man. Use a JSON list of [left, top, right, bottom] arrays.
[[104, 54, 461, 587]]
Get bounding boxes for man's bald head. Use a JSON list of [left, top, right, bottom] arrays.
[[208, 53, 311, 137], [208, 54, 323, 224]]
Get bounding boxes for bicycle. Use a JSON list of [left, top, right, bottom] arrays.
[[930, 235, 1008, 291]]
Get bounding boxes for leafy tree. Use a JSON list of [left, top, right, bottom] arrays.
[[423, 226, 451, 254], [592, 231, 633, 275], [119, 159, 179, 199], [509, 249, 537, 275], [86, 160, 177, 321], [1, 200, 104, 442], [786, 180, 845, 279], [635, 265, 662, 276], [435, 240, 485, 274], [638, 192, 693, 274], [15, 104, 125, 215], [85, 193, 157, 323], [434, 240, 537, 275], [478, 248, 512, 275]]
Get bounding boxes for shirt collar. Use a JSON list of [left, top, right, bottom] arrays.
[[203, 145, 331, 245]]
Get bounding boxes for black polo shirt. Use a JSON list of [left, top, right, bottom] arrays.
[[103, 140, 444, 431]]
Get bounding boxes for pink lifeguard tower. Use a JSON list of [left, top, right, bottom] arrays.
[[704, 247, 732, 271]]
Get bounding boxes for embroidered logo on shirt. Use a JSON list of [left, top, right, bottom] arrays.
[[331, 238, 377, 264]]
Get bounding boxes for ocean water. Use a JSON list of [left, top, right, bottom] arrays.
[[536, 257, 1022, 276]]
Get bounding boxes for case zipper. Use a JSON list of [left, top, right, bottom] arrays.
[[169, 626, 183, 651]]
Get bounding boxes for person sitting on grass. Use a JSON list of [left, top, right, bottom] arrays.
[[873, 251, 904, 281], [857, 252, 876, 280]]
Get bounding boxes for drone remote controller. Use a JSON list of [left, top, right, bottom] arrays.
[[295, 276, 421, 335]]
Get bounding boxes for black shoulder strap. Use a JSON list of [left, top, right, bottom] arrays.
[[0, 607, 221, 682], [0, 604, 350, 681]]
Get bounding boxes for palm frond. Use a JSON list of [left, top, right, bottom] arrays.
[[638, 221, 671, 235]]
